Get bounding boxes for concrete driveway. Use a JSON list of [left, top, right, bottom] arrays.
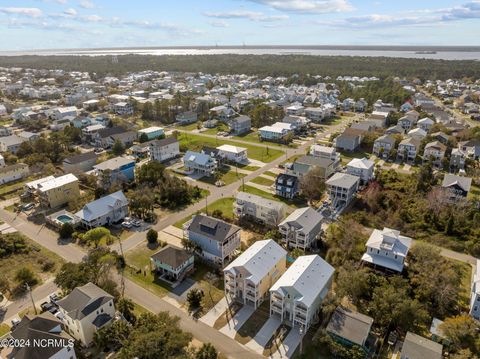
[[271, 328, 302, 359], [200, 297, 229, 327], [220, 305, 256, 338], [246, 317, 282, 354]]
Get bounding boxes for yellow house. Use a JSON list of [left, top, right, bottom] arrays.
[[224, 239, 287, 309], [37, 173, 80, 209]]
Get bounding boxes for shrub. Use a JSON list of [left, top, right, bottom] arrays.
[[146, 229, 158, 245]]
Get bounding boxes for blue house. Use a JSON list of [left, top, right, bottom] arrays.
[[93, 156, 135, 187], [275, 173, 299, 199], [183, 214, 241, 267]]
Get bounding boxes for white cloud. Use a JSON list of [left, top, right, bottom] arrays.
[[0, 7, 43, 18], [204, 10, 288, 22], [79, 0, 94, 9], [318, 0, 480, 28], [245, 0, 354, 13], [209, 20, 230, 28], [63, 8, 77, 16]]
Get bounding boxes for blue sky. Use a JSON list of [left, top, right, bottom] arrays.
[[0, 0, 479, 50]]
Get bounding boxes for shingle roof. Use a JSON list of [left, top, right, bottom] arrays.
[[326, 173, 359, 189], [63, 151, 97, 165], [57, 282, 113, 320], [187, 214, 240, 243], [442, 174, 472, 192], [326, 307, 373, 347], [151, 245, 193, 269], [280, 207, 323, 235], [401, 332, 442, 359], [75, 190, 128, 222]]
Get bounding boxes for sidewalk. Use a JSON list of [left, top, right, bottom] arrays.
[[200, 297, 229, 327], [220, 305, 256, 339]]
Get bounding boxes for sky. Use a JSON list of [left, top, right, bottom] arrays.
[[0, 0, 479, 50]]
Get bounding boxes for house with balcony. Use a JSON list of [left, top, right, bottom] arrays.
[[93, 156, 136, 187], [113, 101, 133, 116], [469, 259, 480, 320], [361, 227, 412, 273], [75, 190, 129, 229], [423, 141, 447, 167], [373, 135, 396, 159], [234, 191, 287, 227], [417, 117, 435, 132], [183, 214, 241, 266], [441, 174, 472, 200], [4, 312, 76, 359], [224, 239, 287, 309], [150, 245, 194, 284], [216, 144, 248, 164], [449, 148, 466, 172], [57, 282, 115, 346], [176, 111, 198, 125], [325, 173, 360, 208], [36, 174, 80, 209], [398, 116, 417, 132], [397, 137, 421, 163], [270, 255, 335, 330], [309, 144, 341, 164], [229, 115, 251, 135], [259, 122, 294, 142], [286, 155, 337, 180], [334, 128, 363, 152], [275, 173, 299, 199], [285, 103, 305, 116], [183, 150, 218, 176], [458, 139, 480, 159], [346, 158, 374, 184], [305, 107, 326, 122], [279, 207, 324, 250], [149, 137, 180, 163]]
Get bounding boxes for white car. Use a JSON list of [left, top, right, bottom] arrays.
[[122, 221, 132, 229]]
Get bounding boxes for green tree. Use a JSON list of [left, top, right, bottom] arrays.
[[112, 139, 125, 156], [118, 312, 192, 359], [15, 267, 38, 287], [440, 315, 480, 353], [83, 227, 114, 248], [59, 222, 74, 239], [94, 319, 131, 353], [299, 167, 326, 203], [138, 132, 149, 143], [186, 288, 204, 314], [195, 343, 218, 359], [117, 298, 137, 324], [146, 229, 158, 245], [136, 161, 165, 185]]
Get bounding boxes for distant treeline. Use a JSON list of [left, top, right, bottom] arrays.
[[0, 54, 479, 80]]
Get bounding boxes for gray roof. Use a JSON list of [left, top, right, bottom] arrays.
[[236, 191, 285, 212], [93, 156, 135, 171], [0, 135, 26, 147], [150, 137, 178, 147], [280, 207, 323, 234], [375, 134, 396, 145], [63, 151, 97, 165], [442, 174, 472, 192], [187, 214, 240, 243], [326, 172, 360, 189], [9, 312, 71, 359], [57, 282, 113, 320], [231, 115, 251, 125], [0, 163, 28, 174], [184, 151, 214, 166], [151, 245, 193, 269], [295, 155, 334, 169], [326, 307, 373, 347], [401, 332, 442, 359], [97, 126, 128, 138], [75, 190, 128, 222]]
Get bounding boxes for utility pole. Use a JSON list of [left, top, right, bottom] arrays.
[[117, 236, 125, 298], [205, 196, 208, 215], [26, 283, 37, 315], [242, 177, 245, 192]]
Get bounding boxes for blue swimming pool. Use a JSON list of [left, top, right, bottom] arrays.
[[56, 214, 73, 224]]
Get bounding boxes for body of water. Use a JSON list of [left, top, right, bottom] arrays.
[[1, 46, 480, 61]]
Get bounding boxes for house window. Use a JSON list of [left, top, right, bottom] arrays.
[[395, 255, 397, 259], [370, 248, 372, 252], [377, 250, 379, 254]]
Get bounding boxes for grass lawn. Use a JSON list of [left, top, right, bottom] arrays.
[[0, 234, 64, 298], [239, 165, 261, 172], [455, 260, 473, 311], [263, 171, 278, 178], [178, 133, 284, 162], [206, 197, 235, 220], [124, 244, 169, 298], [0, 177, 34, 199], [235, 301, 271, 344], [250, 176, 274, 187], [191, 262, 225, 313], [0, 323, 10, 337], [174, 214, 194, 229], [235, 131, 299, 149], [242, 185, 307, 209], [133, 302, 151, 317], [468, 184, 480, 200], [199, 167, 246, 186], [339, 149, 370, 165], [175, 122, 200, 131]]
